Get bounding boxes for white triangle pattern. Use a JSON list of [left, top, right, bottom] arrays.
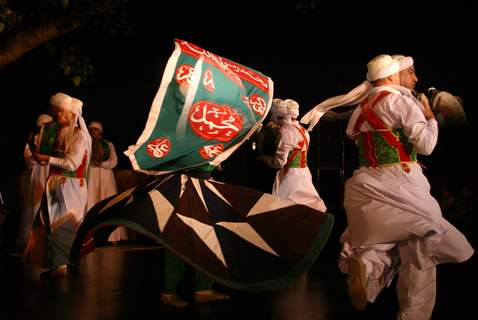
[[148, 189, 175, 232], [177, 213, 227, 267], [247, 193, 295, 217], [204, 180, 232, 207], [191, 178, 209, 212], [216, 221, 279, 256]]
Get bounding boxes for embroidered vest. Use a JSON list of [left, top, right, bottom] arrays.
[[286, 126, 308, 169], [50, 151, 88, 178], [352, 91, 417, 172]]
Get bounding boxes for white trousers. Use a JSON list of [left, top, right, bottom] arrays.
[[396, 245, 436, 320]]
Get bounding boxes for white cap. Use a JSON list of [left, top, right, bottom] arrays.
[[88, 121, 103, 133], [366, 54, 400, 81], [50, 92, 72, 111], [391, 54, 414, 71], [36, 114, 53, 127]]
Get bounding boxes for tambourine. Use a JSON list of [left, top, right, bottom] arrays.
[[417, 88, 467, 130]]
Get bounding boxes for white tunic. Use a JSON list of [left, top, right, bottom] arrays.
[[24, 127, 89, 268], [46, 129, 88, 229], [86, 140, 127, 241], [263, 121, 327, 212], [340, 85, 474, 300]]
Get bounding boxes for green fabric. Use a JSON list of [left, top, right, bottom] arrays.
[[163, 249, 186, 293], [188, 163, 216, 173], [357, 129, 417, 167], [36, 121, 61, 156], [163, 248, 213, 293], [287, 150, 307, 168]]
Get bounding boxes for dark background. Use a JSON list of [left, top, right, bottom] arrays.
[[1, 0, 476, 212]]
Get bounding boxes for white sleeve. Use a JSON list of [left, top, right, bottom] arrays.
[[396, 95, 439, 155], [49, 130, 87, 171]]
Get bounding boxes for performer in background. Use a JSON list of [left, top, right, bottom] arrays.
[[23, 93, 91, 279], [87, 121, 128, 243], [338, 54, 473, 318], [17, 114, 54, 249], [259, 98, 327, 212]]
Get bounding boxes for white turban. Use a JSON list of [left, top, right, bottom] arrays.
[[285, 99, 300, 118], [70, 98, 83, 116], [51, 93, 92, 165], [366, 54, 400, 81], [391, 54, 414, 71], [273, 99, 288, 117], [36, 114, 53, 128], [272, 98, 283, 108], [50, 92, 72, 111], [89, 121, 103, 133]]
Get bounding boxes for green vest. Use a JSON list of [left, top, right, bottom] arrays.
[[356, 129, 417, 168]]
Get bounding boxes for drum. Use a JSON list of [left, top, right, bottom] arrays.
[[34, 121, 60, 156], [251, 122, 281, 157], [92, 138, 110, 163], [425, 88, 467, 130]]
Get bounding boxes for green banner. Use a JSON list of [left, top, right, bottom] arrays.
[[125, 39, 274, 174]]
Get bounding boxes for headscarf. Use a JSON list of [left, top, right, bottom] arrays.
[[300, 81, 372, 131], [301, 54, 400, 131], [49, 93, 91, 162], [71, 97, 92, 166]]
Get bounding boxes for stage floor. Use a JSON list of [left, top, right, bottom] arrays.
[[0, 243, 475, 320]]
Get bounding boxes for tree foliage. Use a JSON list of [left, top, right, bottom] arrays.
[[0, 0, 131, 86]]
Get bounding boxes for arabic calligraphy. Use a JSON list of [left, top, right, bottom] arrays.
[[199, 144, 224, 159], [246, 94, 267, 117], [177, 40, 269, 92], [176, 64, 194, 85], [189, 101, 243, 142], [203, 69, 215, 93], [146, 137, 171, 159]]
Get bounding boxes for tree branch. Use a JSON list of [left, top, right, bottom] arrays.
[[0, 17, 83, 69]]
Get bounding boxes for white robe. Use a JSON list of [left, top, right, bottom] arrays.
[[24, 128, 89, 268], [87, 140, 127, 242], [17, 141, 50, 248], [262, 121, 327, 213], [339, 85, 474, 302]]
